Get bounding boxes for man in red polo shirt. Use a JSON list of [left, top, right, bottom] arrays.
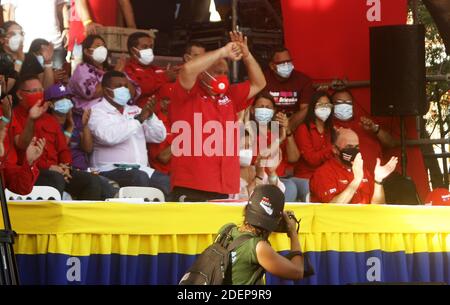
[[0, 97, 45, 195], [310, 128, 398, 204], [11, 75, 104, 200], [264, 46, 315, 131], [169, 31, 266, 202], [124, 31, 175, 108]]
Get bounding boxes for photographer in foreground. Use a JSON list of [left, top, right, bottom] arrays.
[[222, 184, 305, 284]]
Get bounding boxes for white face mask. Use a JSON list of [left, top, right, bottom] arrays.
[[92, 46, 108, 64], [315, 107, 332, 122], [333, 104, 353, 121], [276, 62, 294, 78], [8, 34, 23, 52], [254, 108, 274, 124], [137, 48, 154, 65], [239, 149, 253, 167], [36, 55, 45, 67]]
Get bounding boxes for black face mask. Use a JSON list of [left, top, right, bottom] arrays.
[[338, 146, 360, 166]]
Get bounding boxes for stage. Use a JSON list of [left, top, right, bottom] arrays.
[[4, 202, 450, 285]]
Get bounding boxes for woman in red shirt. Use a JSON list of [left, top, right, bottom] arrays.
[[292, 91, 334, 200]]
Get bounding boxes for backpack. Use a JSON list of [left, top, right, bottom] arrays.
[[179, 224, 259, 285]]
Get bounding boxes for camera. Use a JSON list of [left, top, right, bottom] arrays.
[[274, 212, 300, 233]]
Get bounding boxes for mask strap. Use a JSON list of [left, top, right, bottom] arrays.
[[203, 70, 217, 82]]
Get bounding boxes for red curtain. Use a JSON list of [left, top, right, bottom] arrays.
[[281, 0, 430, 200]]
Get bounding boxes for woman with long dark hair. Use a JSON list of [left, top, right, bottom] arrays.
[[291, 91, 334, 200]]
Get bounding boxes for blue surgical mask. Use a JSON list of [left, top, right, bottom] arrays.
[[255, 108, 274, 124], [333, 104, 353, 121], [276, 62, 294, 78], [54, 98, 73, 114], [110, 86, 131, 106], [36, 55, 45, 67]]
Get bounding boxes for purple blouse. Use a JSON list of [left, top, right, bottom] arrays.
[[68, 63, 141, 110]]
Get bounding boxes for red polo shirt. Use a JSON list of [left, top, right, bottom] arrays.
[[310, 158, 374, 204], [169, 79, 251, 194], [263, 69, 315, 117], [333, 116, 382, 174], [0, 123, 39, 195], [12, 106, 72, 170], [125, 59, 170, 108], [294, 122, 333, 179]]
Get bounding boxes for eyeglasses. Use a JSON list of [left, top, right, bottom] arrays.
[[316, 103, 333, 108]]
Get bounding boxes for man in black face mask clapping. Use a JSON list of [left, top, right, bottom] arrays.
[[309, 127, 398, 204]]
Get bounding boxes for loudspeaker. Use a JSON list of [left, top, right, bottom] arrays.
[[370, 25, 427, 116]]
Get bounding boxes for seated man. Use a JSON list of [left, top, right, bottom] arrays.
[[310, 128, 398, 204], [11, 75, 104, 200], [0, 95, 45, 195], [45, 83, 119, 199], [88, 70, 170, 196]]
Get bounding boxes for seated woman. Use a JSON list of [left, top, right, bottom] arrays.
[[235, 130, 285, 200], [247, 92, 300, 202], [68, 34, 140, 111], [20, 38, 54, 89], [44, 83, 119, 199], [291, 91, 334, 201]]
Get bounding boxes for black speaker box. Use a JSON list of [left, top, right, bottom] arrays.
[[370, 25, 427, 117]]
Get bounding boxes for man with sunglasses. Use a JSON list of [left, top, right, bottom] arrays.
[[310, 127, 398, 204]]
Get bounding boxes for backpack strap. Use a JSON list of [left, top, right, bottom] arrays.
[[216, 224, 237, 244], [226, 234, 253, 251]]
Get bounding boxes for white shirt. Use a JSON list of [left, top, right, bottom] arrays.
[[88, 98, 167, 177], [2, 0, 66, 50]]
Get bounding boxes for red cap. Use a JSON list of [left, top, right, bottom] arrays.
[[425, 188, 450, 206]]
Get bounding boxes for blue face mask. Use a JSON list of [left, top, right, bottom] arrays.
[[254, 108, 274, 124], [110, 87, 131, 106], [54, 98, 73, 114], [276, 62, 294, 78]]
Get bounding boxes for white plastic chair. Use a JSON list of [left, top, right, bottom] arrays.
[[5, 186, 62, 201], [118, 187, 165, 202], [305, 193, 311, 203]]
